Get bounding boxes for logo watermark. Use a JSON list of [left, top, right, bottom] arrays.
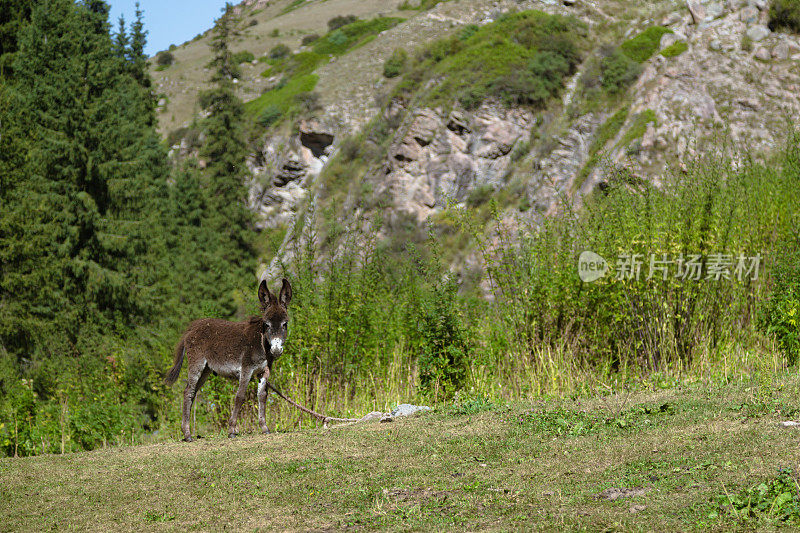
[[578, 251, 761, 283]]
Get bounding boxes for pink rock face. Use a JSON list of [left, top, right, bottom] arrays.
[[755, 46, 770, 61], [740, 5, 759, 24], [772, 42, 790, 60], [686, 1, 706, 24], [476, 120, 520, 158]]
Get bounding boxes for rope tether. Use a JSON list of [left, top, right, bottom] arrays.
[[266, 381, 361, 428]]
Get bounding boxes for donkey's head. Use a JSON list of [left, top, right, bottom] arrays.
[[258, 278, 292, 357]]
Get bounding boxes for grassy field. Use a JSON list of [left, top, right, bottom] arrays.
[[3, 371, 800, 531]]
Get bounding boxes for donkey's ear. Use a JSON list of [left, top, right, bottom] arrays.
[[258, 279, 273, 308], [279, 278, 292, 308]]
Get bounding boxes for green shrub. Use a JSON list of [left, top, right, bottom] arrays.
[[600, 47, 641, 94], [660, 40, 688, 58], [457, 24, 479, 41], [408, 10, 585, 110], [295, 91, 321, 113], [466, 184, 494, 207], [232, 50, 255, 64], [769, 0, 800, 33], [412, 273, 468, 400], [256, 104, 282, 127], [383, 48, 408, 78], [327, 14, 357, 32], [268, 43, 291, 60], [716, 468, 800, 523], [155, 50, 174, 66], [619, 26, 673, 63], [761, 225, 800, 364], [301, 33, 320, 45]]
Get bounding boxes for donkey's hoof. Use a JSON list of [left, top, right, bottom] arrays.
[[228, 432, 238, 439], [183, 436, 194, 443]]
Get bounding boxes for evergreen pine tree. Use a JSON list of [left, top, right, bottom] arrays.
[[194, 2, 257, 316], [113, 15, 129, 60], [129, 2, 150, 91], [1, 0, 172, 353], [0, 0, 33, 79]]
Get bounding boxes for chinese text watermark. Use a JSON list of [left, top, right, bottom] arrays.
[[578, 251, 761, 283]]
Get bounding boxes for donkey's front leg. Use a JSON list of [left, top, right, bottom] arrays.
[[228, 368, 253, 438], [257, 369, 270, 434]]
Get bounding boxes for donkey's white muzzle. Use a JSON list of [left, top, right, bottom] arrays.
[[270, 338, 283, 356]]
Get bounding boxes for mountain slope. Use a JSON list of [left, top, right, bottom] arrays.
[[155, 0, 800, 277]]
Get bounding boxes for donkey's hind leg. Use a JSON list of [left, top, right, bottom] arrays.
[[182, 362, 210, 442]]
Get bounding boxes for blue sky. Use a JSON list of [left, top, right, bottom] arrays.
[[108, 1, 231, 56]]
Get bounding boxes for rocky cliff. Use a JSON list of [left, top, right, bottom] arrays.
[[156, 0, 800, 276]]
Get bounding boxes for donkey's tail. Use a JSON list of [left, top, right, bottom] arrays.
[[165, 337, 186, 386]]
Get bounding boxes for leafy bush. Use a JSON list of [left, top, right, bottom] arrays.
[[769, 0, 800, 33], [301, 33, 320, 45], [327, 15, 357, 32], [383, 48, 408, 78], [600, 47, 642, 94], [466, 184, 494, 207], [488, 50, 574, 108], [457, 24, 479, 41], [232, 50, 255, 64], [715, 468, 800, 523], [661, 40, 688, 58], [620, 26, 673, 63], [761, 230, 800, 364], [248, 18, 258, 27], [411, 273, 468, 400], [155, 50, 174, 66], [295, 91, 321, 113], [402, 10, 585, 110], [268, 43, 291, 60]]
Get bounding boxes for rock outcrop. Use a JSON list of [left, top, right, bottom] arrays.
[[248, 119, 337, 229], [238, 0, 800, 278], [374, 103, 533, 221]]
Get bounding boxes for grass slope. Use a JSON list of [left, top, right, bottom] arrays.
[[245, 16, 404, 122], [3, 374, 800, 531]]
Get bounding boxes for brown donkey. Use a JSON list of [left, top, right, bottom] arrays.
[[165, 279, 292, 441]]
